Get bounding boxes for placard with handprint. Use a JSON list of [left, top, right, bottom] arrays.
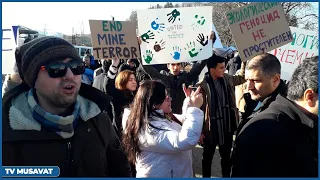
[[137, 6, 213, 65]]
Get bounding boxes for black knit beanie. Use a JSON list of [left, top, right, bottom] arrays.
[[15, 36, 82, 87]]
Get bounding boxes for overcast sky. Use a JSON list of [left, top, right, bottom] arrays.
[[2, 2, 318, 35], [2, 2, 169, 35]]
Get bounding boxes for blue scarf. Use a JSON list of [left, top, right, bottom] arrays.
[[27, 89, 80, 138]]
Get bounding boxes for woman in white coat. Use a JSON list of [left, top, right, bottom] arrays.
[[122, 80, 204, 178]]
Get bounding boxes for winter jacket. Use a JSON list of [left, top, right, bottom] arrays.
[[236, 80, 288, 136], [2, 83, 132, 177], [92, 73, 108, 93], [196, 70, 245, 145], [94, 68, 104, 78], [231, 95, 318, 177], [122, 100, 204, 177], [84, 68, 94, 82], [106, 78, 134, 134], [89, 55, 95, 68]]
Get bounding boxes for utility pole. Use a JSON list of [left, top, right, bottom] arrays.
[[43, 24, 47, 36], [80, 21, 84, 45], [72, 27, 76, 45]]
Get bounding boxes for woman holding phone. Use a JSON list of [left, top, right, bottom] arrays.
[[122, 80, 204, 177]]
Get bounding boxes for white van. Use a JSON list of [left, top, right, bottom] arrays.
[[74, 45, 93, 59]]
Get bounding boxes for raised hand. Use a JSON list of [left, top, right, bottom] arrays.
[[189, 86, 203, 108], [210, 31, 217, 44], [182, 83, 193, 98]]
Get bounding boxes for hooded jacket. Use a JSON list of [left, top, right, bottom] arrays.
[[231, 95, 318, 177]]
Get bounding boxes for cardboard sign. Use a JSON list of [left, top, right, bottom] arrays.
[[269, 27, 318, 80], [89, 20, 141, 60], [226, 2, 293, 61], [137, 6, 213, 65], [2, 25, 19, 74]]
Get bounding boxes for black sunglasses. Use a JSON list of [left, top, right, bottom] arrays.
[[40, 61, 85, 78]]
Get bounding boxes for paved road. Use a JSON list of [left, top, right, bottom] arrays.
[[192, 145, 222, 178]]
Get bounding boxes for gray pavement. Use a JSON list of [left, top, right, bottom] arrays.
[[192, 145, 222, 178]]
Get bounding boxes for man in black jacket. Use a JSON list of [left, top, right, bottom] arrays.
[[231, 56, 318, 177], [236, 53, 288, 136], [2, 37, 131, 177]]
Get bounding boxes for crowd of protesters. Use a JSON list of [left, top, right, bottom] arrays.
[[2, 29, 318, 178]]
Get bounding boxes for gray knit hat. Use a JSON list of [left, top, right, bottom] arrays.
[[15, 36, 82, 87]]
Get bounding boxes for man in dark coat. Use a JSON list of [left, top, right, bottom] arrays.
[[236, 53, 288, 136], [231, 56, 318, 177], [2, 36, 131, 177]]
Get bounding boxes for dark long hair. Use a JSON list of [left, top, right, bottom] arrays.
[[122, 80, 167, 164]]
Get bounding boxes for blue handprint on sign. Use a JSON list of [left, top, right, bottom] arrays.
[[171, 46, 182, 60], [151, 18, 165, 33]]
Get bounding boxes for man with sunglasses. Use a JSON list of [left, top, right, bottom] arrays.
[[2, 36, 131, 177]]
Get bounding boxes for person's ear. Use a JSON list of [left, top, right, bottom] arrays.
[[271, 74, 281, 88], [304, 89, 317, 108]]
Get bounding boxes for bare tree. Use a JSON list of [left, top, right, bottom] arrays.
[[281, 2, 318, 30], [127, 10, 138, 29], [163, 2, 174, 8]]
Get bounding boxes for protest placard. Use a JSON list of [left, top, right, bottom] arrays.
[[269, 27, 318, 80], [137, 6, 213, 65], [226, 2, 293, 61], [89, 20, 140, 60]]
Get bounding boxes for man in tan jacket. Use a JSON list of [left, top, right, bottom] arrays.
[[196, 54, 245, 177]]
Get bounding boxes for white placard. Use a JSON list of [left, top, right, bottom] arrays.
[[137, 6, 213, 65], [269, 27, 318, 81]]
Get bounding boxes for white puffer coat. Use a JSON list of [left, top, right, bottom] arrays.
[[122, 98, 204, 178]]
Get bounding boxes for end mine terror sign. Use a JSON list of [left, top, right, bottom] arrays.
[[226, 2, 293, 61], [89, 20, 140, 59]]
